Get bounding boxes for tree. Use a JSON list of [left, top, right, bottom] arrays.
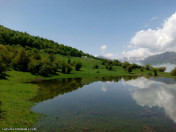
[[171, 68, 176, 76], [153, 69, 158, 76], [122, 61, 130, 69], [0, 55, 6, 77], [157, 67, 166, 72], [75, 61, 82, 71], [145, 64, 151, 70], [66, 64, 73, 74], [93, 64, 99, 69], [68, 57, 71, 64], [12, 48, 29, 71], [61, 62, 66, 73], [127, 65, 133, 73]]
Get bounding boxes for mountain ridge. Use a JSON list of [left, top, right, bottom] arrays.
[[141, 51, 176, 65]]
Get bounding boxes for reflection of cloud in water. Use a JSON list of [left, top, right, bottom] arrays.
[[101, 83, 107, 92], [123, 77, 176, 123], [152, 63, 176, 72]]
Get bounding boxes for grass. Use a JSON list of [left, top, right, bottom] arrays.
[[0, 55, 175, 129], [0, 71, 40, 129]]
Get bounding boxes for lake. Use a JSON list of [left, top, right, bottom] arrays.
[[32, 76, 176, 132]]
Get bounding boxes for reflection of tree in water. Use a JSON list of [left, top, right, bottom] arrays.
[[31, 78, 83, 103], [31, 76, 138, 103]]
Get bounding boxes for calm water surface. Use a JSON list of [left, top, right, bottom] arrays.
[[31, 76, 176, 132]]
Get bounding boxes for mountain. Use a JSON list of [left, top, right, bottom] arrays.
[[120, 56, 145, 64], [141, 51, 176, 65]]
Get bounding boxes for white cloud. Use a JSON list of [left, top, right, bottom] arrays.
[[100, 45, 107, 53], [123, 77, 176, 123], [104, 53, 118, 60], [122, 48, 152, 59], [150, 16, 158, 21], [123, 12, 176, 59]]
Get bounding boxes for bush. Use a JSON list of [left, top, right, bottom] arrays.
[[122, 61, 130, 69], [12, 48, 29, 71], [93, 64, 99, 69], [61, 63, 66, 73], [39, 63, 53, 76], [140, 68, 144, 72], [171, 68, 176, 76], [75, 61, 82, 71], [127, 65, 133, 73], [145, 64, 151, 70], [148, 72, 152, 76], [153, 69, 158, 76], [66, 64, 73, 74], [157, 67, 166, 72]]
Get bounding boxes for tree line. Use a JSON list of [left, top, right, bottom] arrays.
[[0, 25, 92, 57], [0, 44, 82, 77]]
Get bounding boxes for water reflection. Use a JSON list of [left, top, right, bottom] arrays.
[[31, 76, 131, 103], [123, 77, 176, 123], [32, 76, 176, 131]]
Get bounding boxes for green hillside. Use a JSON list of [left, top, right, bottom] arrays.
[[0, 26, 175, 129]]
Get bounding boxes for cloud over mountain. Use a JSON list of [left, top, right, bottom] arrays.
[[123, 12, 176, 59]]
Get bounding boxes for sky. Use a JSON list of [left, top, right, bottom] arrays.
[[0, 0, 176, 59]]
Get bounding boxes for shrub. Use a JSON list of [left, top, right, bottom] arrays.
[[153, 69, 158, 76], [61, 63, 66, 73], [145, 64, 151, 70], [140, 68, 144, 72], [127, 65, 133, 73], [75, 61, 82, 71], [94, 64, 99, 69], [148, 72, 152, 76], [66, 64, 73, 74], [122, 61, 130, 69], [157, 67, 166, 72], [171, 68, 176, 76]]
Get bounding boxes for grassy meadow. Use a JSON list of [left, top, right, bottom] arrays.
[[0, 54, 175, 129]]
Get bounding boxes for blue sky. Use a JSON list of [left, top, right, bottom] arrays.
[[0, 0, 176, 59]]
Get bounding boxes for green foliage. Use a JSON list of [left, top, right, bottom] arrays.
[[12, 48, 29, 71], [127, 65, 133, 73], [112, 60, 121, 66], [61, 62, 66, 73], [153, 69, 158, 76], [145, 64, 151, 70], [0, 25, 92, 57], [66, 64, 73, 74], [75, 61, 82, 71], [171, 68, 176, 76], [93, 64, 99, 69], [122, 61, 130, 69], [148, 72, 152, 76], [0, 44, 11, 77], [140, 68, 144, 72], [157, 67, 166, 72], [68, 57, 71, 64], [105, 64, 113, 71], [0, 55, 6, 75]]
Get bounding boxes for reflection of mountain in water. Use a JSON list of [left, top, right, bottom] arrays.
[[123, 77, 176, 123], [150, 77, 176, 85]]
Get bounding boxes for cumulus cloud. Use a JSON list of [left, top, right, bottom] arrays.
[[100, 45, 107, 53], [123, 12, 176, 59], [104, 53, 118, 60]]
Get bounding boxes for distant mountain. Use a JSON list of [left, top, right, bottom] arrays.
[[97, 55, 109, 60], [120, 56, 145, 64], [141, 51, 176, 65]]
